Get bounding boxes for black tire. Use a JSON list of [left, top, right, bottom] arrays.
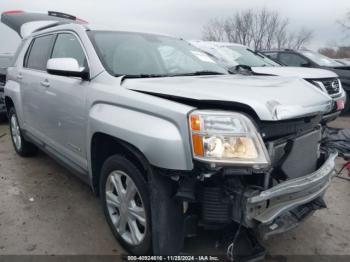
[[0, 113, 7, 123], [343, 92, 350, 114], [8, 107, 37, 157], [100, 155, 152, 255]]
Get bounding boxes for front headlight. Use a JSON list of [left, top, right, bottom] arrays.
[[189, 110, 270, 169]]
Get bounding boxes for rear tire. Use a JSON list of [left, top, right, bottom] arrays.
[[8, 107, 37, 157], [0, 113, 7, 123], [100, 155, 152, 255]]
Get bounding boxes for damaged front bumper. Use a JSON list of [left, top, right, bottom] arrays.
[[245, 150, 337, 238]]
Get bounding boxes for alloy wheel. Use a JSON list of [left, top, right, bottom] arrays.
[[10, 114, 22, 151], [105, 170, 147, 246]]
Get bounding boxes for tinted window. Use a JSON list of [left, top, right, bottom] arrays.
[[26, 35, 55, 70], [51, 34, 87, 68], [264, 52, 279, 60], [279, 53, 309, 67]]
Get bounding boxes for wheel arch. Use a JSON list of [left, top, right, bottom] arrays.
[[4, 96, 14, 116], [90, 132, 151, 196]]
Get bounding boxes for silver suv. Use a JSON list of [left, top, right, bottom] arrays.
[[2, 11, 338, 256]]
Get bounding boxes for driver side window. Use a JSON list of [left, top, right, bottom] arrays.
[[51, 33, 87, 68]]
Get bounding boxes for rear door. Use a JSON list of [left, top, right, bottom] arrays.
[[20, 34, 55, 140]]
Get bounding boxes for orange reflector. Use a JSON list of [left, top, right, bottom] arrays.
[[190, 115, 201, 131], [192, 134, 204, 156]]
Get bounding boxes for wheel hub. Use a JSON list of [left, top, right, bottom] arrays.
[[105, 170, 147, 246]]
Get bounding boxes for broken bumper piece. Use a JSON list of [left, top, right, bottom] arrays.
[[246, 150, 337, 238]]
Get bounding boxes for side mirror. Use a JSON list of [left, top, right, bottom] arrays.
[[228, 65, 253, 75], [47, 58, 89, 80], [300, 62, 311, 68]]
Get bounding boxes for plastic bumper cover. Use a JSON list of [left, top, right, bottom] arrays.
[[246, 150, 337, 225]]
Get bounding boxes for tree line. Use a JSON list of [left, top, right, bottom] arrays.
[[202, 8, 314, 50], [319, 11, 350, 58]]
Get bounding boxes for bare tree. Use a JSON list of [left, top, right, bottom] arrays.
[[339, 11, 350, 32], [319, 47, 337, 58], [202, 18, 225, 41], [289, 28, 314, 49], [275, 19, 290, 49], [319, 46, 350, 58], [201, 8, 313, 50]]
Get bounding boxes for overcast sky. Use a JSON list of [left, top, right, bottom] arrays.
[[0, 0, 349, 53]]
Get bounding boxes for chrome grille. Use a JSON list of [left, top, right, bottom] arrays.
[[321, 78, 340, 95]]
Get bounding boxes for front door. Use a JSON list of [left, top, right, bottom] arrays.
[[43, 32, 89, 171]]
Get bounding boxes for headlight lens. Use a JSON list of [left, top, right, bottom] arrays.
[[189, 111, 270, 168]]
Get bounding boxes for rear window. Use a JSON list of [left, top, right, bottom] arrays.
[[25, 34, 55, 71]]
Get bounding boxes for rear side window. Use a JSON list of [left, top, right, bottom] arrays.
[[26, 35, 55, 71], [51, 33, 87, 68]]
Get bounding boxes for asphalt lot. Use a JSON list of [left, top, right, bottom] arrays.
[[0, 116, 350, 257]]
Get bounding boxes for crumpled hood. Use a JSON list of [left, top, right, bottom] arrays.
[[124, 75, 333, 121], [251, 66, 338, 79]]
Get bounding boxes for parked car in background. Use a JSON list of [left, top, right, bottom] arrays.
[[0, 53, 12, 121], [335, 58, 350, 66], [2, 10, 338, 259], [261, 49, 350, 112], [190, 41, 347, 118]]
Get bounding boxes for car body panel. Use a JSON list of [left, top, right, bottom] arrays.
[[247, 150, 337, 224], [123, 75, 333, 121], [86, 72, 195, 171]]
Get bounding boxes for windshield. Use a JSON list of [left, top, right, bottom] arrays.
[[224, 46, 280, 67], [88, 31, 227, 77], [196, 44, 280, 68], [300, 50, 342, 67]]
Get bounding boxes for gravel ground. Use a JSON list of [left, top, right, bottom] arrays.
[[0, 116, 349, 258]]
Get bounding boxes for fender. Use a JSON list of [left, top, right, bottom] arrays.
[[87, 103, 194, 172]]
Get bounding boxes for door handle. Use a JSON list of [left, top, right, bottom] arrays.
[[17, 73, 23, 80], [40, 80, 50, 88]]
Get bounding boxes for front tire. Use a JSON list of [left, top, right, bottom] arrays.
[[100, 155, 152, 255], [343, 92, 350, 114], [8, 107, 37, 157]]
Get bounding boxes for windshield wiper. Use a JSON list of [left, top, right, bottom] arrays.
[[118, 74, 170, 84], [117, 74, 168, 79], [171, 70, 226, 77]]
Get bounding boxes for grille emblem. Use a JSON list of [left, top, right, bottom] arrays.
[[331, 80, 339, 91]]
